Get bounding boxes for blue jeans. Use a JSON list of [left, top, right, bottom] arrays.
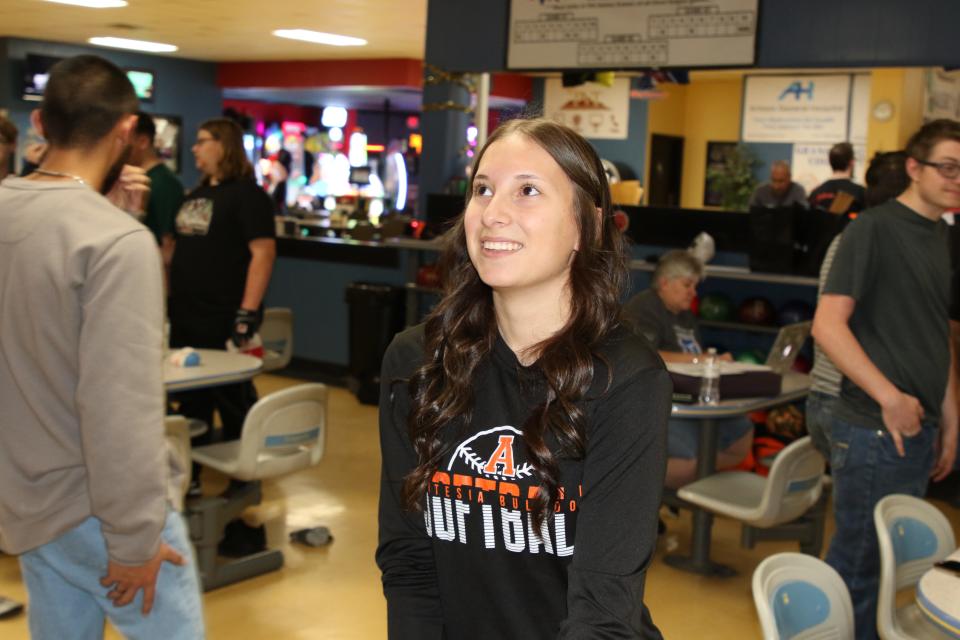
[[19, 509, 205, 639], [825, 416, 936, 640], [804, 390, 838, 458], [667, 415, 754, 459]]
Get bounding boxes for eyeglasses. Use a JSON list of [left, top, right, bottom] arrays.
[[916, 158, 960, 180]]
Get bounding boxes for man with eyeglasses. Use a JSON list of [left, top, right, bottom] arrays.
[[812, 118, 960, 639]]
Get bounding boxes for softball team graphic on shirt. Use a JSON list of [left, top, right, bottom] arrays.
[[424, 426, 578, 556]]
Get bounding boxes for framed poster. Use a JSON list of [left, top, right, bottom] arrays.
[[543, 77, 630, 140], [508, 0, 758, 70], [152, 114, 182, 175]]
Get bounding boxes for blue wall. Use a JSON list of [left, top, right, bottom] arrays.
[[264, 256, 409, 365], [0, 37, 220, 187]]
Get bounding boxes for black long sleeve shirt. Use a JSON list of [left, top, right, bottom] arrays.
[[376, 324, 671, 639]]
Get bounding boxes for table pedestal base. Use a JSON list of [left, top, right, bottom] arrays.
[[663, 509, 736, 577]]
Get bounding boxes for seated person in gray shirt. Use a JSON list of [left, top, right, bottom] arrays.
[[750, 160, 808, 209], [622, 250, 754, 489]]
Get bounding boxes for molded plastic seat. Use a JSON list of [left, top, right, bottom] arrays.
[[874, 494, 956, 640], [259, 307, 293, 372], [678, 436, 825, 529], [188, 383, 327, 590], [753, 552, 854, 640]]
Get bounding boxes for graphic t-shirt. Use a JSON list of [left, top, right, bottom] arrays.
[[622, 288, 701, 354], [808, 177, 866, 216], [169, 178, 275, 310], [377, 324, 670, 639]]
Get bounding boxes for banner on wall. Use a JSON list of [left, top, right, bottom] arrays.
[[507, 0, 758, 70], [742, 75, 851, 144], [544, 77, 630, 140], [849, 74, 871, 146], [791, 143, 867, 196], [925, 69, 960, 121]]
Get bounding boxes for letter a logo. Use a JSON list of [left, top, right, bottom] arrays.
[[483, 435, 516, 476]]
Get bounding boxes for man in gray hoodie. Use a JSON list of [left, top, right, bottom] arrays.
[[0, 55, 203, 638]]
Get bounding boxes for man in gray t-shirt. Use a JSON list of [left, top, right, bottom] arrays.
[[749, 160, 808, 209], [812, 119, 960, 639]]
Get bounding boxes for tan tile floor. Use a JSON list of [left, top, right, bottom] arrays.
[[1, 372, 958, 639]]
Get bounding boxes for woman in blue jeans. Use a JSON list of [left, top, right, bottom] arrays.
[[622, 250, 754, 489]]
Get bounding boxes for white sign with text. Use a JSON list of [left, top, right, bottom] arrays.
[[742, 75, 851, 144]]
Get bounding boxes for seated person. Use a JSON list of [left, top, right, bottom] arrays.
[[749, 160, 807, 209], [622, 249, 754, 489], [808, 142, 866, 216]]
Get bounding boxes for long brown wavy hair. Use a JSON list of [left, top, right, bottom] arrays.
[[401, 118, 630, 529]]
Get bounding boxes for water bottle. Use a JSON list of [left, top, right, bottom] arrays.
[[698, 348, 720, 405]]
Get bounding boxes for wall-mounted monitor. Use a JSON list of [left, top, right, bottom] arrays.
[[125, 69, 155, 103], [22, 54, 64, 101]]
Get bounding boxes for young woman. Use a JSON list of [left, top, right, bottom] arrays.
[[377, 118, 670, 639]]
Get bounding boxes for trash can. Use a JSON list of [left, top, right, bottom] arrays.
[[344, 282, 406, 405]]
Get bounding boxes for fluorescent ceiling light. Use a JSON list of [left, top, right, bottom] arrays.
[[88, 37, 178, 53], [273, 29, 367, 47], [44, 0, 128, 7]]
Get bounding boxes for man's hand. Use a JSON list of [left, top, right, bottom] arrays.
[[106, 165, 151, 216], [99, 542, 185, 615], [931, 424, 958, 482], [231, 308, 260, 347], [880, 391, 924, 457]]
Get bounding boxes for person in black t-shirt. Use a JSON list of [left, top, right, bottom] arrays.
[[377, 118, 669, 639], [808, 142, 866, 216], [168, 118, 276, 486]]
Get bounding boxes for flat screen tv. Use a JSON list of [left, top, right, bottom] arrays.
[[22, 54, 64, 101], [125, 69, 155, 102]]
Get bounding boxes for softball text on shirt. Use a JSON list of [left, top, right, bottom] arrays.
[[424, 425, 578, 556]]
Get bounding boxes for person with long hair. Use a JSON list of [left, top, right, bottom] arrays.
[[168, 117, 276, 492], [376, 118, 670, 638]]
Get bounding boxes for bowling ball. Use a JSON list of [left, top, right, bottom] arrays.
[[699, 293, 733, 321], [736, 349, 765, 365], [792, 354, 812, 373], [738, 297, 777, 325], [778, 300, 815, 326], [416, 264, 441, 289], [766, 405, 805, 439], [690, 294, 699, 316]]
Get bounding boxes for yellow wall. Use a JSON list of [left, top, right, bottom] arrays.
[[867, 68, 926, 157], [645, 75, 743, 209]]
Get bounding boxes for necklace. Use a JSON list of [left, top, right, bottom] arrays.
[[33, 168, 89, 187]]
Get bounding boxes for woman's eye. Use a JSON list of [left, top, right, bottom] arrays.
[[520, 184, 541, 197], [474, 184, 492, 197]]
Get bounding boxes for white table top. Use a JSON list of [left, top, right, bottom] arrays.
[[917, 549, 960, 638], [163, 349, 263, 393], [671, 372, 810, 418]]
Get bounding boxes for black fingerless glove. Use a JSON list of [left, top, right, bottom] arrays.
[[231, 308, 260, 346]]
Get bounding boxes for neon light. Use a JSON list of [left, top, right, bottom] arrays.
[[392, 152, 407, 212], [322, 107, 348, 128], [365, 144, 385, 152]]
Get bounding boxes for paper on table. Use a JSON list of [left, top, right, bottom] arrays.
[[666, 361, 773, 376]]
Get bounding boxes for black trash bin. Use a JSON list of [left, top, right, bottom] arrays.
[[344, 283, 406, 405]]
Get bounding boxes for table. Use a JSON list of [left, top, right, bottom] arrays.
[[916, 549, 960, 638], [163, 349, 263, 393], [663, 372, 810, 576]]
